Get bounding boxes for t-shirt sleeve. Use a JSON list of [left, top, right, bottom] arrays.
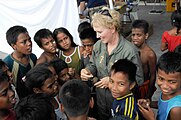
[[162, 31, 168, 43]]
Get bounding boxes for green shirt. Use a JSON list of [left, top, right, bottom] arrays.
[[86, 35, 144, 85], [59, 46, 82, 74]]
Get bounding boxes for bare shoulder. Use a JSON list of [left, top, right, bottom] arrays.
[[169, 107, 181, 120], [79, 46, 84, 55], [141, 45, 156, 59], [36, 53, 47, 65]]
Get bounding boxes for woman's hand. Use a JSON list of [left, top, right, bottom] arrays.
[[80, 68, 93, 81], [94, 76, 109, 88]]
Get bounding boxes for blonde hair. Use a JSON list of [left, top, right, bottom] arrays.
[[91, 8, 121, 33]]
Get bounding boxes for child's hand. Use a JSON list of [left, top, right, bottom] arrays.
[[137, 99, 155, 120], [82, 50, 90, 58], [137, 99, 150, 109]]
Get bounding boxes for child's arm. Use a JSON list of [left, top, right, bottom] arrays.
[[161, 33, 168, 52], [169, 107, 181, 120], [146, 51, 157, 100], [161, 41, 168, 52]]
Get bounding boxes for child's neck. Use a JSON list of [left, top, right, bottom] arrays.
[[44, 51, 57, 59], [12, 51, 29, 64], [138, 42, 146, 50], [12, 51, 28, 59], [68, 114, 88, 120], [63, 46, 75, 56], [162, 89, 181, 100]]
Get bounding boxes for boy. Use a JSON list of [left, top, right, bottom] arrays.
[[109, 59, 139, 120], [34, 28, 58, 65], [50, 58, 70, 87], [79, 27, 98, 67], [138, 52, 181, 120], [24, 63, 67, 120], [15, 93, 55, 120], [131, 20, 157, 99], [0, 59, 19, 105], [77, 21, 91, 34], [4, 25, 37, 99], [59, 79, 95, 120], [0, 72, 16, 120]]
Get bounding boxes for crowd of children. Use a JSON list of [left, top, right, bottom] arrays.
[[0, 7, 181, 120]]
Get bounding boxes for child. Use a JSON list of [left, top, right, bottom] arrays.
[[15, 93, 55, 120], [59, 79, 95, 120], [79, 27, 98, 68], [53, 27, 84, 79], [77, 21, 91, 34], [161, 9, 181, 52], [50, 58, 70, 87], [0, 59, 19, 105], [131, 19, 157, 100], [4, 25, 37, 99], [34, 28, 58, 65], [109, 59, 139, 120], [24, 63, 67, 120], [138, 52, 181, 120], [0, 72, 16, 120]]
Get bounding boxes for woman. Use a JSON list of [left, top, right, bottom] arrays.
[[81, 8, 143, 120]]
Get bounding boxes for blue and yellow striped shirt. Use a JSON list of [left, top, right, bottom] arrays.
[[112, 93, 139, 120]]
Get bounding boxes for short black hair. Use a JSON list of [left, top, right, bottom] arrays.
[[24, 64, 53, 94], [78, 21, 91, 33], [50, 58, 68, 75], [59, 79, 91, 117], [6, 25, 28, 46], [111, 59, 137, 83], [53, 27, 77, 50], [132, 19, 149, 34], [0, 71, 9, 84], [34, 28, 53, 47], [156, 52, 181, 74], [79, 27, 98, 43], [50, 58, 68, 85], [15, 93, 54, 120]]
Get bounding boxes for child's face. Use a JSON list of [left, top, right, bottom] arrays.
[[1, 65, 13, 83], [58, 68, 70, 81], [131, 28, 148, 48], [109, 72, 133, 98], [37, 66, 59, 97], [157, 69, 181, 99], [82, 38, 94, 55], [56, 32, 72, 50], [39, 75, 59, 97], [0, 81, 16, 109], [12, 32, 32, 55], [41, 36, 57, 54]]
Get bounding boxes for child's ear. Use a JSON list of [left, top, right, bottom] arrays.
[[89, 97, 94, 109], [130, 82, 136, 90], [60, 103, 65, 112], [33, 88, 41, 93], [145, 33, 149, 40], [11, 44, 17, 50]]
